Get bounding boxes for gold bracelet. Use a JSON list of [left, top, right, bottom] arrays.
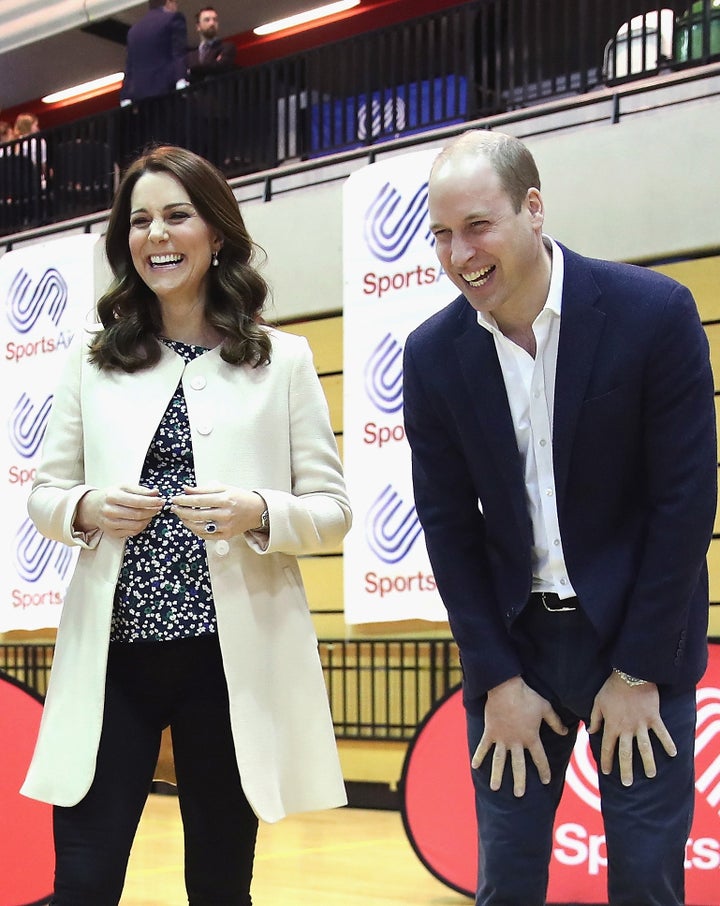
[[613, 668, 648, 687]]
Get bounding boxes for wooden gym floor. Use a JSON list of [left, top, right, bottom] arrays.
[[121, 794, 471, 905]]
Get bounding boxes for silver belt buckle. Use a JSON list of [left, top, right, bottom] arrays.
[[540, 592, 576, 612]]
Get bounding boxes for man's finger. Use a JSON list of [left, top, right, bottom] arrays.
[[510, 746, 527, 797], [600, 727, 618, 776], [618, 735, 634, 787], [490, 744, 507, 792], [528, 741, 551, 786], [653, 721, 678, 759], [471, 738, 490, 770], [636, 728, 657, 779]]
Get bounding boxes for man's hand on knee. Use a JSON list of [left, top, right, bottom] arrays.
[[588, 672, 677, 786], [472, 675, 568, 797]]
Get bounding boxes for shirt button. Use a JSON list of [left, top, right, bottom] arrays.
[[196, 423, 213, 436], [190, 375, 207, 390], [214, 540, 230, 556], [545, 488, 554, 497], [560, 577, 568, 585], [553, 539, 560, 546], [539, 439, 547, 447]]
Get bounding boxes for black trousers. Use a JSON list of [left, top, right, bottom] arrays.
[[466, 596, 697, 906], [51, 634, 258, 905]]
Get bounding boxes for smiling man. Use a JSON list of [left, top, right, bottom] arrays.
[[402, 129, 716, 906]]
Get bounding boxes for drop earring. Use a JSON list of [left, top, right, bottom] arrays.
[[212, 250, 219, 267]]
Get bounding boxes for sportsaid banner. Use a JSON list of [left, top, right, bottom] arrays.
[[0, 234, 100, 631], [343, 147, 452, 625]]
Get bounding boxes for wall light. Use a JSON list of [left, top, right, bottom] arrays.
[[42, 72, 124, 104], [253, 0, 360, 36]]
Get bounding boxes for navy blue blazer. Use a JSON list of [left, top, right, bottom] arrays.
[[403, 245, 716, 704], [121, 8, 188, 102]]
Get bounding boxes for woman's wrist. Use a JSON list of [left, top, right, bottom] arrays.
[[250, 493, 269, 533]]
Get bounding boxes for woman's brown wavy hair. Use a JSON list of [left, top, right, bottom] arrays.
[[89, 145, 271, 371]]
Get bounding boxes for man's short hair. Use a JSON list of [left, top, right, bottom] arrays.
[[433, 130, 541, 213], [195, 5, 217, 23]]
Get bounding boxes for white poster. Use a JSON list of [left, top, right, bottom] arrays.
[[1, 234, 100, 632], [343, 147, 455, 625]]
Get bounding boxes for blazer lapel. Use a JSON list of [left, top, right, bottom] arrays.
[[552, 248, 606, 507], [454, 312, 529, 534]]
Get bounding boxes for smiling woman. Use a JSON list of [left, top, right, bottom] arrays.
[[21, 144, 352, 905], [91, 144, 272, 371], [127, 173, 223, 333]]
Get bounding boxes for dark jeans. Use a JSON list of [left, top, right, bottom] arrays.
[[51, 634, 258, 905], [466, 597, 697, 906]]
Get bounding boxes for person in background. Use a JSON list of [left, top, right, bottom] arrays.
[[403, 129, 716, 906], [21, 145, 351, 905], [187, 5, 237, 83], [0, 120, 15, 144], [13, 111, 47, 186], [184, 4, 238, 168], [13, 112, 39, 138], [120, 0, 189, 105]]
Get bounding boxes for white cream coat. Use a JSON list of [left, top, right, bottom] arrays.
[[21, 327, 351, 822]]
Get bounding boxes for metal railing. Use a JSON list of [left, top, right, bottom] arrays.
[[323, 639, 461, 739], [0, 639, 462, 740], [1, 0, 718, 238], [0, 643, 55, 697]]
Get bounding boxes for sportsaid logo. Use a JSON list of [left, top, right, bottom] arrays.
[[365, 333, 403, 415], [552, 688, 720, 888], [364, 181, 431, 263], [5, 266, 73, 363], [362, 333, 406, 452], [12, 518, 71, 610], [361, 180, 444, 300], [9, 391, 52, 458], [363, 484, 435, 600], [7, 391, 53, 487], [7, 267, 67, 332], [366, 484, 422, 564]]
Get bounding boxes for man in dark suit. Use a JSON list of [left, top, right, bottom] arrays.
[[120, 0, 188, 103], [187, 6, 237, 83], [403, 130, 716, 905]]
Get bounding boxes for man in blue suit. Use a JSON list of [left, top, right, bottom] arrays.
[[120, 0, 188, 104], [403, 130, 716, 905]]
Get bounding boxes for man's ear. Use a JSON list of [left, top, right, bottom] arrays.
[[527, 187, 544, 225]]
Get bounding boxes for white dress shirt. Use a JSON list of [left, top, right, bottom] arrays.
[[476, 236, 577, 599]]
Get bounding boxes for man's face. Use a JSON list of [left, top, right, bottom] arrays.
[[428, 152, 545, 325], [197, 9, 219, 39]]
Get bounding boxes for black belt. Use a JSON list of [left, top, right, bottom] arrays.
[[530, 591, 578, 612]]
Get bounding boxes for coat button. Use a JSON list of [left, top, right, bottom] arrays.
[[214, 540, 230, 556], [190, 375, 207, 390]]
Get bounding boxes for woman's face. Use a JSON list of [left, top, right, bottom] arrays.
[[128, 170, 221, 310]]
